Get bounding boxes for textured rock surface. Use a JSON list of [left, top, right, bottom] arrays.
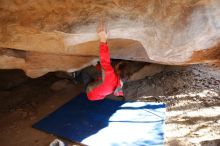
[[0, 0, 220, 77]]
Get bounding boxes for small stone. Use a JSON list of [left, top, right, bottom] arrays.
[[21, 111, 28, 118], [16, 108, 23, 111], [50, 79, 69, 91], [30, 116, 37, 121]]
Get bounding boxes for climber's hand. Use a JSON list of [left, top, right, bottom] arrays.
[[97, 19, 107, 43]]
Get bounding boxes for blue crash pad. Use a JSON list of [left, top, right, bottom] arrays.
[[33, 93, 166, 146]]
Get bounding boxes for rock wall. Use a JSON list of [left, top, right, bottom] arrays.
[[0, 0, 220, 77]]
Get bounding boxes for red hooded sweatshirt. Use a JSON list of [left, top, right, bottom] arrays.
[[87, 42, 123, 100]]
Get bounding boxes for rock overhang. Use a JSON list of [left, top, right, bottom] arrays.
[[0, 0, 220, 77]]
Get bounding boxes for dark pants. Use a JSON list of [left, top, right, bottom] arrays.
[[72, 65, 101, 91]]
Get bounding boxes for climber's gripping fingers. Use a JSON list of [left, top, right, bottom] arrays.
[[97, 19, 107, 43]]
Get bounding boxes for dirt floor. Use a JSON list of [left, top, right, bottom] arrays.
[[0, 64, 220, 146]]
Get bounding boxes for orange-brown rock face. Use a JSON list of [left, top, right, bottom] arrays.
[[0, 0, 220, 77]]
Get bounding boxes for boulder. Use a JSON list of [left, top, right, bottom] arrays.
[[0, 0, 220, 77]]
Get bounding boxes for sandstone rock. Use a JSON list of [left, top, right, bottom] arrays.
[[129, 64, 165, 81], [0, 0, 220, 77]]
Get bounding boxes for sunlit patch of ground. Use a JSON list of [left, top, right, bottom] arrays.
[[166, 89, 220, 146]]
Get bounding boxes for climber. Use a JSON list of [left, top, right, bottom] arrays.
[[85, 21, 127, 100]]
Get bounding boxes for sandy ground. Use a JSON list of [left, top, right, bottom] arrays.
[[0, 64, 219, 146], [124, 64, 220, 146], [0, 72, 82, 146]]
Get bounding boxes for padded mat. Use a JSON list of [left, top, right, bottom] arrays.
[[33, 93, 166, 146]]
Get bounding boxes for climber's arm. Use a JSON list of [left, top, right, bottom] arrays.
[[97, 21, 113, 71], [99, 42, 113, 71]]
